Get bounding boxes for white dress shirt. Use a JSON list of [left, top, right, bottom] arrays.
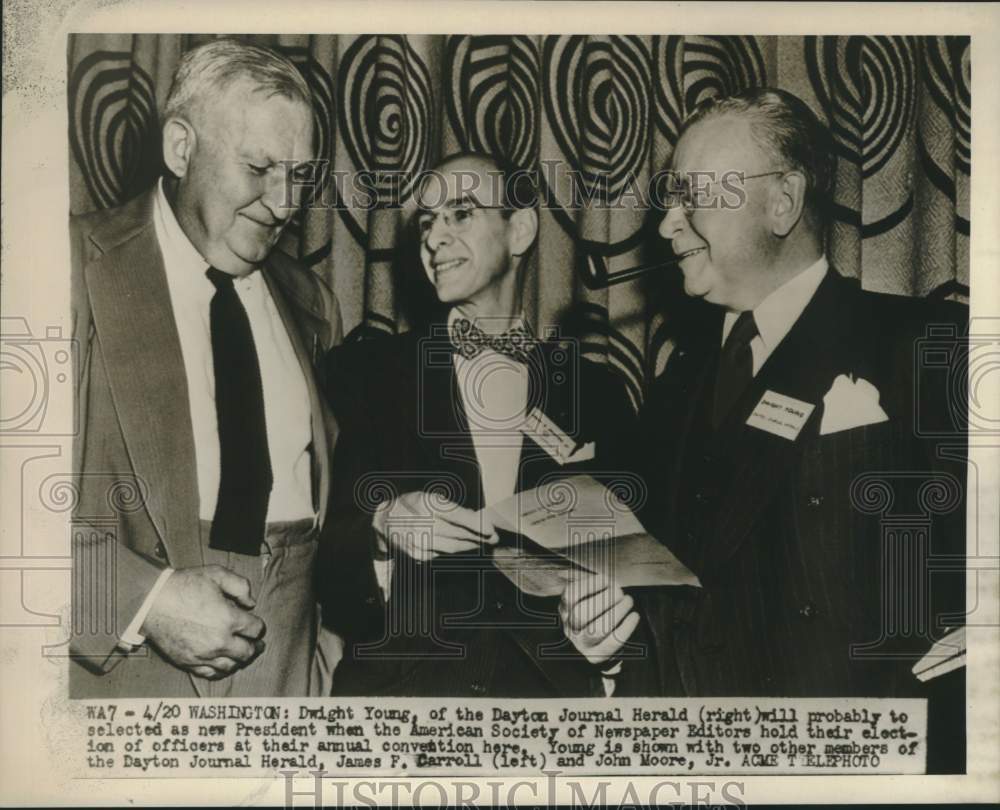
[[452, 311, 619, 692], [120, 182, 318, 649], [153, 179, 315, 523], [449, 307, 530, 506], [721, 255, 828, 374]]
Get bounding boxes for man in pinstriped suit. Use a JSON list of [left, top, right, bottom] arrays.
[[626, 88, 967, 742]]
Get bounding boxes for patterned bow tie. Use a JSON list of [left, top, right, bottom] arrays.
[[450, 318, 537, 363]]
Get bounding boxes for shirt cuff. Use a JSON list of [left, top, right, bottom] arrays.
[[371, 504, 394, 602], [373, 558, 395, 602], [118, 567, 175, 649]]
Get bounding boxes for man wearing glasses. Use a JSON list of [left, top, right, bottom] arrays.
[[628, 88, 967, 724], [316, 152, 641, 697]]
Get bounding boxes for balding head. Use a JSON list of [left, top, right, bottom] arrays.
[[417, 152, 537, 211]]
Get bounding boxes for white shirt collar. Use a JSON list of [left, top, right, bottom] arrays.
[[154, 177, 211, 281], [722, 255, 828, 352]]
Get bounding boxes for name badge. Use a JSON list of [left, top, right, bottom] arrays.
[[522, 407, 578, 464], [746, 390, 815, 441]]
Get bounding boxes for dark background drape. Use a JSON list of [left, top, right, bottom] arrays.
[[68, 34, 970, 409]]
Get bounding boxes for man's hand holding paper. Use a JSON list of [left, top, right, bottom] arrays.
[[486, 474, 700, 595], [372, 492, 499, 562]]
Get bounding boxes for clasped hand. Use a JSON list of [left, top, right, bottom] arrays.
[[142, 565, 266, 680]]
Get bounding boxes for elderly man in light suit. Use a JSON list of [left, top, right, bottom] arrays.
[[70, 40, 342, 697]]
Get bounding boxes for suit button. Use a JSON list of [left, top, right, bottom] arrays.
[[798, 603, 818, 621], [494, 601, 504, 612], [154, 542, 166, 560], [470, 682, 486, 695], [807, 495, 824, 507], [694, 491, 712, 505], [365, 596, 377, 605]]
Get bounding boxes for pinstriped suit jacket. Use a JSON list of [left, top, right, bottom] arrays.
[[626, 270, 967, 699]]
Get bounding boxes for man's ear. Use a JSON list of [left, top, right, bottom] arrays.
[[506, 207, 539, 257], [771, 171, 807, 237], [162, 117, 196, 180]]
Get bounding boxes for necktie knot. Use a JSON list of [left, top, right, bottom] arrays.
[[450, 317, 537, 364], [724, 310, 758, 353], [206, 267, 236, 291], [713, 310, 757, 428]]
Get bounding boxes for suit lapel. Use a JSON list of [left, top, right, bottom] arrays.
[[516, 342, 572, 492], [702, 272, 857, 566], [662, 325, 720, 542], [410, 330, 484, 509], [83, 200, 203, 568], [644, 301, 723, 545]]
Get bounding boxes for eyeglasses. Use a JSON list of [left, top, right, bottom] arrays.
[[416, 203, 509, 238], [667, 170, 786, 214]]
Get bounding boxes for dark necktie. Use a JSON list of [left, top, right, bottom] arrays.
[[206, 267, 272, 556], [712, 310, 758, 428], [450, 317, 537, 364]]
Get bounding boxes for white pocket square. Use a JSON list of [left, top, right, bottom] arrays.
[[819, 374, 888, 435], [563, 441, 595, 464]]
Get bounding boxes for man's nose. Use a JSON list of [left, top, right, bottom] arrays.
[[260, 173, 295, 223], [424, 215, 454, 252], [658, 203, 687, 241]]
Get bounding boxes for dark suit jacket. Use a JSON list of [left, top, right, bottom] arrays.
[[627, 270, 967, 700], [317, 328, 637, 697], [69, 189, 342, 697]]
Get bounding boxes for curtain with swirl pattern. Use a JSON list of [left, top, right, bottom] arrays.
[[67, 34, 971, 409]]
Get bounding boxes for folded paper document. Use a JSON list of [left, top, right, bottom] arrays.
[[485, 475, 701, 596], [912, 627, 966, 683]]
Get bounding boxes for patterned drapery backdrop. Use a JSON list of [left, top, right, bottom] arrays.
[[68, 34, 970, 409]]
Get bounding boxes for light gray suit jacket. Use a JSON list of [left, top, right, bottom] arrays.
[[69, 189, 341, 697]]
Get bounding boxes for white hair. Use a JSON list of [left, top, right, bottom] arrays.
[[163, 39, 312, 125]]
